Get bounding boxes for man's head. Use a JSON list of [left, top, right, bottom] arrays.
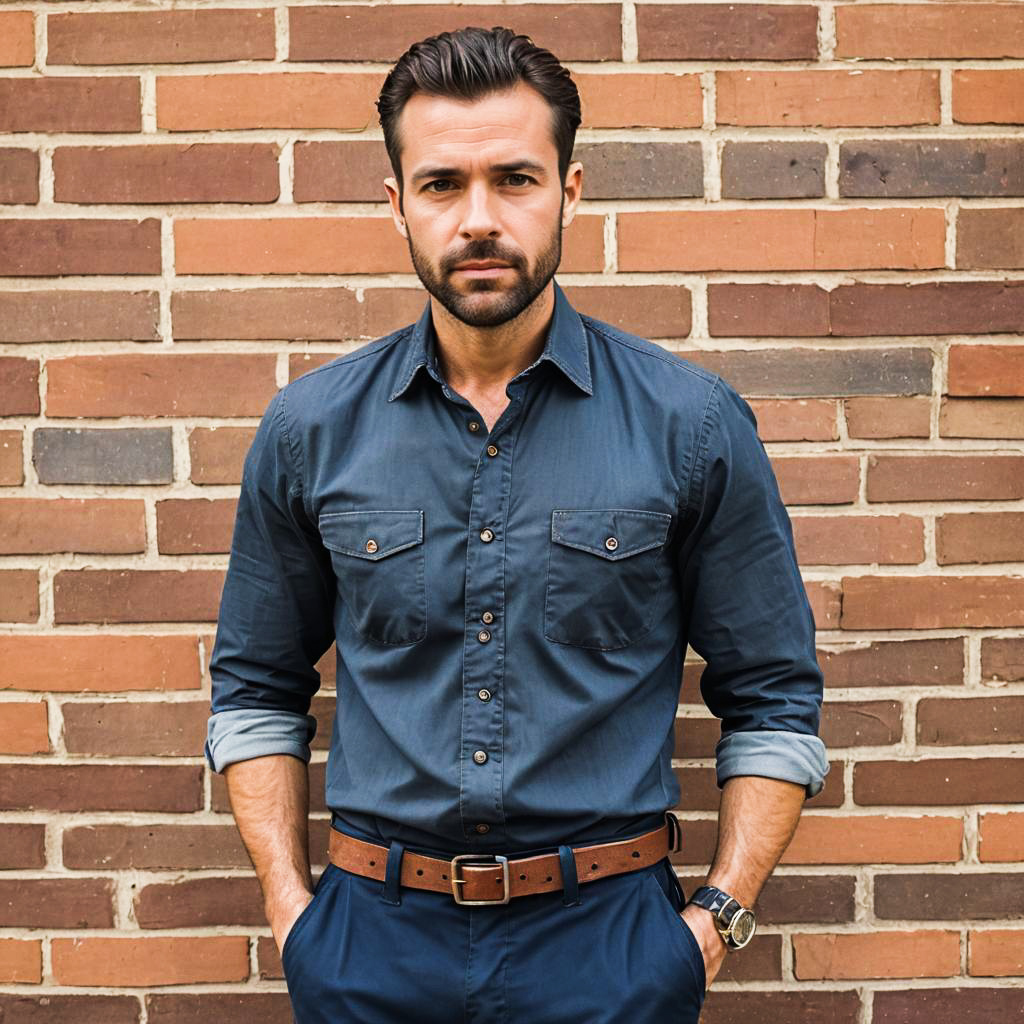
[[376, 27, 584, 329]]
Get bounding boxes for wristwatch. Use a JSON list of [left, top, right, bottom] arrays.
[[685, 885, 757, 950]]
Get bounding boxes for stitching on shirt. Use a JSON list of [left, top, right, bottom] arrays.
[[275, 387, 312, 524], [686, 376, 720, 517]]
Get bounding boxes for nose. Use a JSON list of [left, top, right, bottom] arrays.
[[458, 180, 500, 238]]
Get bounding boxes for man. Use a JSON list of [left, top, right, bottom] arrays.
[[205, 25, 829, 1024]]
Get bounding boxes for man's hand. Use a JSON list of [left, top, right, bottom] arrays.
[[680, 903, 728, 991], [271, 885, 315, 956]]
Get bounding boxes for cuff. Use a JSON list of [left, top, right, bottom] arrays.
[[204, 707, 318, 774], [715, 729, 830, 799]]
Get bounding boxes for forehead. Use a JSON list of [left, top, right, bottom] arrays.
[[397, 82, 558, 172]]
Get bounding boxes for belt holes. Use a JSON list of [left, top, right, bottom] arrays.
[[416, 869, 424, 876], [546, 875, 552, 882], [631, 851, 640, 858], [519, 873, 527, 880], [591, 862, 599, 871], [442, 873, 448, 880]]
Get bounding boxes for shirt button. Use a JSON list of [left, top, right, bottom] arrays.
[[604, 536, 619, 552], [475, 823, 490, 834], [477, 629, 491, 644], [473, 750, 488, 764], [486, 444, 498, 457], [365, 538, 378, 554], [479, 528, 494, 543], [468, 421, 480, 432], [481, 611, 494, 624], [477, 688, 492, 701]]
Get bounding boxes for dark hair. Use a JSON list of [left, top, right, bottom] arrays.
[[376, 26, 581, 200]]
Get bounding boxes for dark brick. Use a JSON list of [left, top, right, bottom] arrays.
[[32, 428, 173, 485], [872, 987, 1024, 1022], [0, 219, 161, 276], [721, 141, 826, 198], [146, 993, 294, 1024], [830, 281, 1024, 336], [854, 758, 1023, 806], [0, 995, 140, 1024], [822, 700, 903, 747], [0, 878, 115, 928], [0, 149, 39, 204], [63, 825, 249, 871], [700, 989, 862, 1023], [875, 871, 1024, 920], [0, 77, 141, 133], [0, 357, 39, 414], [0, 290, 159, 343], [917, 696, 1024, 746], [982, 638, 1024, 682], [867, 454, 1024, 502], [957, 207, 1024, 269], [677, 347, 932, 396], [0, 823, 46, 868], [53, 569, 225, 624], [572, 142, 704, 199], [748, 873, 856, 924], [134, 876, 266, 928], [62, 700, 210, 756], [637, 4, 818, 60], [708, 284, 830, 337], [937, 510, 1024, 562], [818, 639, 965, 687], [0, 765, 203, 812]]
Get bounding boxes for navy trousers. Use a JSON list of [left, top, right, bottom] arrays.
[[281, 819, 707, 1023]]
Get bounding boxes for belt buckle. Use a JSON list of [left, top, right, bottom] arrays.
[[450, 853, 511, 905]]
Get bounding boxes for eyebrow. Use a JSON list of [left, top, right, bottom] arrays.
[[410, 160, 548, 185]]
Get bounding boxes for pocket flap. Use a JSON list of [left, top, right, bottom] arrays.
[[319, 509, 424, 560], [551, 508, 672, 561]]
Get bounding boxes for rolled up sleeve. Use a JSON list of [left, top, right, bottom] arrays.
[[679, 377, 829, 799], [204, 388, 336, 774]]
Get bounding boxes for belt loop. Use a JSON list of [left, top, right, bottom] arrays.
[[558, 844, 580, 907], [664, 809, 681, 854], [380, 839, 405, 906]]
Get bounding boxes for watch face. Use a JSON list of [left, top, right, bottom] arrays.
[[730, 909, 756, 946]]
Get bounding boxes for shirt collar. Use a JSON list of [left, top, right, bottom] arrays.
[[388, 278, 594, 402]]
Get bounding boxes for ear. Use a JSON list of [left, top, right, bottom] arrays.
[[561, 161, 583, 228], [384, 176, 407, 238]]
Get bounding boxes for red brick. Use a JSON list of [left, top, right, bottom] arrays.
[[0, 824, 45, 869], [156, 498, 237, 554], [822, 700, 902, 748], [819, 638, 965, 688], [0, 569, 40, 620], [781, 815, 963, 864], [866, 454, 1024, 501], [772, 456, 860, 505], [52, 936, 249, 987], [0, 995, 140, 1023], [807, 580, 842, 629], [576, 72, 703, 129], [618, 208, 944, 271], [0, 634, 200, 692], [0, 77, 140, 133], [982, 638, 1024, 682], [157, 72, 384, 131], [937, 512, 1024, 564], [564, 285, 692, 339], [0, 878, 115, 928], [969, 929, 1024, 977], [46, 354, 277, 417], [954, 70, 1024, 125], [53, 569, 225, 624], [843, 576, 1024, 630], [0, 11, 34, 66], [0, 148, 39, 203], [62, 700, 209, 757], [795, 930, 959, 979], [791, 514, 924, 565], [0, 700, 48, 754], [188, 426, 256, 485], [978, 812, 1024, 862], [0, 429, 22, 484], [854, 757, 1023, 805], [54, 144, 280, 204], [0, 218, 160, 276], [957, 208, 1024, 270], [48, 9, 275, 65], [147, 993, 294, 1024], [873, 988, 1024, 1023], [134, 876, 265, 928], [837, 4, 1024, 59], [0, 290, 159, 343], [846, 397, 931, 439], [717, 69, 939, 127], [0, 357, 39, 413], [708, 283, 830, 337], [0, 498, 145, 554], [875, 871, 1024, 921], [0, 938, 41, 983], [918, 696, 1024, 746], [940, 399, 1024, 439], [63, 824, 250, 871], [948, 344, 1024, 397], [748, 399, 837, 442]]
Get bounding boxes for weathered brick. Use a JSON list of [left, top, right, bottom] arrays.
[[791, 514, 924, 565], [576, 72, 703, 129], [818, 638, 965, 688], [0, 635, 200, 692], [566, 286, 693, 339], [981, 638, 1024, 682], [0, 498, 145, 554], [948, 344, 1024, 397], [954, 69, 1024, 125], [618, 208, 944, 271], [772, 456, 860, 505], [146, 993, 294, 1024], [959, 207, 1024, 269], [782, 815, 963, 864], [157, 72, 384, 131], [54, 569, 225, 625], [0, 995, 140, 1024], [876, 872, 1024, 920], [637, 4, 817, 60], [822, 700, 902, 747], [175, 215, 603, 274], [0, 219, 160, 276], [48, 9, 275, 65], [917, 696, 1024, 746], [0, 699, 48, 753], [708, 284, 830, 338], [572, 142, 703, 199], [720, 141, 826, 199], [54, 144, 280, 204], [0, 148, 39, 204], [0, 357, 39, 413], [748, 874, 856, 924], [156, 498, 236, 555], [134, 876, 266, 928], [843, 576, 1024, 629], [873, 987, 1024, 1023], [836, 4, 1024, 59], [290, 352, 339, 382], [0, 429, 22, 484], [0, 569, 38, 623], [968, 928, 1024, 977], [854, 757, 1024, 805], [63, 824, 250, 871], [293, 139, 391, 202], [0, 824, 46, 869], [0, 11, 34, 66], [678, 348, 932, 397], [831, 281, 1024, 336], [0, 77, 140, 133], [940, 398, 1024, 440], [794, 929, 959, 979], [52, 936, 249, 987], [289, 5, 621, 62], [748, 399, 837, 442], [63, 699, 209, 757], [0, 878, 115, 928], [937, 511, 1024, 564], [188, 426, 256, 485], [867, 454, 1024, 501], [846, 397, 931, 439], [0, 290, 159, 343], [173, 287, 425, 341], [978, 812, 1024, 862], [47, 354, 278, 417], [0, 938, 41, 983], [719, 70, 939, 127], [33, 428, 173, 485], [808, 583, 843, 628]]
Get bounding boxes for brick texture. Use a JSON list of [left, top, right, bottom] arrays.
[[2, 0, 1022, 1011]]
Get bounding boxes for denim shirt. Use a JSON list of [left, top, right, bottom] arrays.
[[205, 279, 829, 855]]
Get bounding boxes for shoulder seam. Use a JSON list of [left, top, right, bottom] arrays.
[[686, 375, 722, 515]]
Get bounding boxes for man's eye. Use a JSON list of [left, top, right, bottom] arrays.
[[426, 180, 454, 193], [505, 173, 533, 186]]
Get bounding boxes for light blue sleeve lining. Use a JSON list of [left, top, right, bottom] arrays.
[[715, 729, 830, 799], [204, 707, 318, 774]]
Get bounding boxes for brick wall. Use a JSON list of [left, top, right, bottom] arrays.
[[1, 3, 1022, 1022]]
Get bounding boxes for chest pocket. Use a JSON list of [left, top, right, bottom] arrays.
[[318, 509, 426, 646], [544, 508, 673, 650]]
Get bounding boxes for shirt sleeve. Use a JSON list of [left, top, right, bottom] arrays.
[[678, 376, 829, 799], [204, 387, 336, 774]]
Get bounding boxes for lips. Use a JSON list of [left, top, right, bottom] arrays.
[[453, 262, 512, 270]]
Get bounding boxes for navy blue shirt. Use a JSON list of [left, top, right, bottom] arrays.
[[205, 280, 829, 855]]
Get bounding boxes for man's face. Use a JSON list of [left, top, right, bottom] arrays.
[[384, 81, 583, 329]]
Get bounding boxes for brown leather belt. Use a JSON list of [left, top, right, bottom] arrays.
[[327, 812, 682, 905]]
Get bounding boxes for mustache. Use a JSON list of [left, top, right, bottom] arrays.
[[442, 244, 524, 272]]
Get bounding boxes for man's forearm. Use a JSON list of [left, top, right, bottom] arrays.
[[224, 753, 314, 947]]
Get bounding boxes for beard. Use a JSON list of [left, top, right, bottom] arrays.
[[405, 211, 563, 329]]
